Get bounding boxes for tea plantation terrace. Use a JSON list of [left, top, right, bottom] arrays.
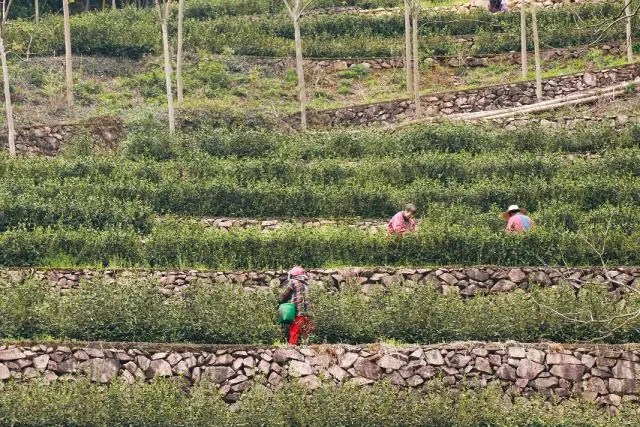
[[1, 121, 640, 421]]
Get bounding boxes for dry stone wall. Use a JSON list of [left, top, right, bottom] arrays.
[[172, 217, 390, 233], [480, 113, 640, 131], [268, 43, 623, 74], [5, 266, 639, 297], [302, 65, 640, 127], [0, 341, 638, 408], [0, 117, 125, 157]]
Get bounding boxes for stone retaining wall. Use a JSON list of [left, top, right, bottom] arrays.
[[483, 113, 640, 131], [0, 117, 125, 156], [175, 217, 390, 233], [4, 266, 639, 297], [0, 341, 637, 409], [268, 43, 623, 74], [302, 64, 640, 127]]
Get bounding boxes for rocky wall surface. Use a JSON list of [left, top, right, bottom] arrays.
[[0, 341, 637, 409], [268, 43, 623, 74], [481, 113, 640, 131], [302, 65, 640, 127], [172, 217, 390, 233], [4, 266, 639, 297], [0, 117, 124, 157]]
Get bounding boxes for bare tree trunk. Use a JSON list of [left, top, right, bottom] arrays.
[[113, 0, 117, 9], [293, 15, 307, 129], [62, 0, 74, 109], [161, 18, 176, 133], [0, 35, 15, 156], [626, 0, 633, 62], [531, 1, 542, 101], [412, 7, 420, 118], [404, 0, 413, 95], [35, 0, 39, 23], [102, 0, 106, 10], [176, 0, 185, 104], [86, 0, 90, 12], [520, 0, 528, 78]]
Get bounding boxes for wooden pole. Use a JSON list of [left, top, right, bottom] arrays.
[[412, 6, 421, 117], [626, 0, 633, 62], [176, 0, 185, 104], [0, 35, 15, 156], [284, 0, 308, 130], [158, 0, 176, 133], [62, 0, 74, 109], [531, 1, 542, 101], [520, 0, 528, 78], [404, 0, 413, 95]]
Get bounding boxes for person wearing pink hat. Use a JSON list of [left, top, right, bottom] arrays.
[[387, 203, 417, 237], [503, 204, 534, 233], [279, 266, 313, 345]]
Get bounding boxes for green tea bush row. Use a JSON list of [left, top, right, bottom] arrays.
[[2, 167, 639, 218], [129, 122, 640, 160], [184, 3, 619, 38], [183, 0, 400, 19], [1, 379, 632, 427], [0, 223, 637, 267], [1, 279, 639, 344], [4, 3, 630, 58]]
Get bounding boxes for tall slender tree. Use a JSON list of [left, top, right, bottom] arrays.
[[531, 1, 542, 101], [411, 1, 421, 117], [34, 0, 39, 23], [403, 0, 413, 95], [62, 0, 74, 109], [0, 0, 15, 156], [520, 0, 528, 78], [625, 0, 633, 62], [283, 0, 313, 130], [176, 0, 185, 104], [113, 0, 117, 9], [156, 0, 175, 133]]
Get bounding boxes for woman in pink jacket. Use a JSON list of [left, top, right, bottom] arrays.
[[387, 204, 417, 236]]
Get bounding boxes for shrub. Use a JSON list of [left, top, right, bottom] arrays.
[[0, 279, 639, 344], [0, 379, 633, 426]]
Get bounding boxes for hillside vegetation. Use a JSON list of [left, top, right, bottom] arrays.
[[0, 122, 639, 268]]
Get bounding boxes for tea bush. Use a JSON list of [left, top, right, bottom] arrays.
[[3, 3, 631, 58], [1, 279, 639, 344], [0, 220, 637, 268], [0, 379, 633, 426]]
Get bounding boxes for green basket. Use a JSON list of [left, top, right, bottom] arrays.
[[277, 303, 296, 324]]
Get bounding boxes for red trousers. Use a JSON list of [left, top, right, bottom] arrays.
[[289, 315, 313, 345]]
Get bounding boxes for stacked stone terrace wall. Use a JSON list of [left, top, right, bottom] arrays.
[[302, 64, 640, 127], [267, 43, 623, 74], [0, 341, 637, 409], [0, 117, 125, 156], [4, 266, 639, 297]]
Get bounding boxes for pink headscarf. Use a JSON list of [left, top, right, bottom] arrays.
[[289, 266, 306, 277]]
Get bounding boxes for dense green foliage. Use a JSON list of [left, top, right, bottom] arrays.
[[5, 3, 632, 58], [0, 123, 638, 268], [0, 221, 638, 267], [183, 0, 401, 19], [1, 280, 638, 344], [0, 123, 639, 222], [0, 379, 633, 426]]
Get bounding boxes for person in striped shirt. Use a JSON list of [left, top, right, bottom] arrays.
[[503, 204, 534, 233], [279, 266, 313, 345]]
